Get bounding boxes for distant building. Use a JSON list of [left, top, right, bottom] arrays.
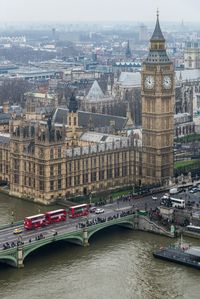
[[139, 25, 148, 42], [184, 42, 200, 69], [174, 113, 195, 137], [125, 40, 132, 59], [25, 92, 58, 120], [79, 80, 117, 114]]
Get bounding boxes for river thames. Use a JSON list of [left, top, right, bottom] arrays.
[[0, 193, 199, 299]]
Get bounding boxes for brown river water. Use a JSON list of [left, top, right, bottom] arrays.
[[0, 193, 199, 299]]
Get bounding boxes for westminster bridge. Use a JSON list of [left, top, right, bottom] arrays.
[[0, 206, 174, 268]]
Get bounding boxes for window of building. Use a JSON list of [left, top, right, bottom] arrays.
[[66, 177, 71, 187], [107, 168, 112, 179], [83, 173, 88, 184], [93, 158, 96, 168], [50, 165, 54, 176], [58, 163, 61, 175], [74, 176, 80, 186], [39, 180, 44, 191], [114, 168, 120, 178], [58, 179, 62, 190], [14, 159, 19, 170], [99, 170, 104, 181], [39, 165, 44, 176], [91, 172, 96, 182], [14, 174, 19, 184], [122, 166, 127, 177], [58, 146, 62, 159], [50, 180, 54, 191], [50, 147, 54, 159]]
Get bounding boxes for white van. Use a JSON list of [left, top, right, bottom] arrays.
[[169, 188, 179, 195]]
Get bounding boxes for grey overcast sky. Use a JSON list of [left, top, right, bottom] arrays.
[[0, 0, 199, 23]]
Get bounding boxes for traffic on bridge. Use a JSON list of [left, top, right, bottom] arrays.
[[0, 201, 135, 252]]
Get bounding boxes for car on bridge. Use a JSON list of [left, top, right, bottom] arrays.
[[95, 208, 104, 214], [152, 196, 157, 201], [13, 228, 22, 234], [90, 207, 97, 213]]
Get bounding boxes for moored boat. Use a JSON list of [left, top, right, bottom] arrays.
[[153, 243, 200, 270]]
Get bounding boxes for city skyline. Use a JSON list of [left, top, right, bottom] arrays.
[[0, 0, 199, 23]]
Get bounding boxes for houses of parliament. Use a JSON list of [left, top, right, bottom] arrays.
[[0, 15, 174, 204]]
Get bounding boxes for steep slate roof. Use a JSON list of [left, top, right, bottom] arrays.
[[145, 13, 170, 65], [118, 72, 141, 87], [52, 108, 127, 131], [86, 80, 105, 101], [150, 13, 165, 42]]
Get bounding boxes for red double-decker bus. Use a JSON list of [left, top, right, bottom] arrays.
[[24, 214, 46, 230], [68, 204, 89, 218], [45, 209, 67, 224]]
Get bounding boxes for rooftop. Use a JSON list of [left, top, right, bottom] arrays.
[[150, 12, 165, 42], [52, 108, 127, 131], [79, 131, 127, 143], [118, 72, 141, 87], [86, 80, 105, 100]]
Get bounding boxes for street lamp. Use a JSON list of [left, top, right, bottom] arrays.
[[132, 185, 135, 195], [117, 198, 119, 210], [11, 211, 14, 225], [89, 192, 92, 206]]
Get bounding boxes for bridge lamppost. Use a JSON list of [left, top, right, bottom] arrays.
[[132, 185, 135, 195], [88, 192, 92, 206], [11, 211, 14, 225], [117, 198, 119, 210]]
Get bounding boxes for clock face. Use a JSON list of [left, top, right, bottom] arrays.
[[144, 75, 155, 89], [163, 75, 172, 89]]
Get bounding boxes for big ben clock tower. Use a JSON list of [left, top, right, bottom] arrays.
[[141, 12, 174, 185]]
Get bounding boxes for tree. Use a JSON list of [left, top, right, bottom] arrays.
[[0, 78, 33, 105]]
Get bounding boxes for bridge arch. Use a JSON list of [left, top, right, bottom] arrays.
[[23, 235, 84, 261], [0, 255, 17, 268], [88, 219, 135, 241]]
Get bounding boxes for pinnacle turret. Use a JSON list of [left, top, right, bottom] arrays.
[[68, 93, 78, 113]]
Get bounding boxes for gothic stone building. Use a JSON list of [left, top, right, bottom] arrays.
[[0, 15, 174, 204], [6, 119, 142, 204]]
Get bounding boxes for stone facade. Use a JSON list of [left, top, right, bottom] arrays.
[[184, 42, 200, 69], [5, 119, 142, 204]]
